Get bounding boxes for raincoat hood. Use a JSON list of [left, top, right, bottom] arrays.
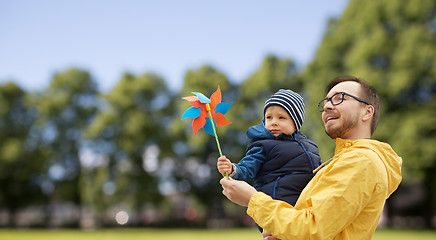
[[335, 138, 402, 196]]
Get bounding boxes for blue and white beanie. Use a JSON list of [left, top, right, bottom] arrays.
[[264, 89, 305, 131]]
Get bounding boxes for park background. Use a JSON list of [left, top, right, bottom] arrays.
[[1, 0, 436, 237]]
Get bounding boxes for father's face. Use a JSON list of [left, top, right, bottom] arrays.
[[321, 81, 365, 139]]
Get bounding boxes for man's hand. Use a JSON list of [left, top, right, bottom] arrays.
[[219, 177, 257, 207], [263, 229, 280, 240]]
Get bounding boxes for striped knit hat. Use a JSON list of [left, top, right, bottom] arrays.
[[264, 89, 305, 131]]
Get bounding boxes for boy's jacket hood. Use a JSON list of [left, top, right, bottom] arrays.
[[247, 122, 274, 140], [247, 121, 297, 141]]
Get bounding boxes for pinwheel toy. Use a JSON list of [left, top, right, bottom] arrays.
[[181, 85, 233, 177]]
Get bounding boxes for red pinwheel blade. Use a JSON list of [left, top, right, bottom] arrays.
[[213, 112, 232, 127], [210, 85, 222, 108], [192, 113, 207, 135]]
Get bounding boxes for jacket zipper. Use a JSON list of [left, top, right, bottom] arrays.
[[273, 176, 281, 199]]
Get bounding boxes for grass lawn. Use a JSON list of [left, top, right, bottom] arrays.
[[0, 228, 435, 240]]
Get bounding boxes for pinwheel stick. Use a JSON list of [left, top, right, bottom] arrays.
[[205, 103, 229, 179]]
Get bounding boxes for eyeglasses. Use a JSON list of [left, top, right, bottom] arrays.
[[318, 92, 370, 112]]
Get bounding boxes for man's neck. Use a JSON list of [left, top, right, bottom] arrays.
[[341, 127, 371, 140]]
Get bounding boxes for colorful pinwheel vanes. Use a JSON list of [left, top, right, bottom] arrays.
[[181, 85, 232, 136]]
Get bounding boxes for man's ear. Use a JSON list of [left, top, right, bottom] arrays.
[[362, 105, 374, 122]]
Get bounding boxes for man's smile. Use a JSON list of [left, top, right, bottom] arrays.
[[324, 113, 340, 124]]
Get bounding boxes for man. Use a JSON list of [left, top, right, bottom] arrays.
[[220, 76, 402, 240]]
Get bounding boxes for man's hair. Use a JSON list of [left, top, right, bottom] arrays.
[[326, 76, 381, 135]]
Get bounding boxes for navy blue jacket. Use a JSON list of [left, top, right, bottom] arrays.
[[232, 122, 322, 205]]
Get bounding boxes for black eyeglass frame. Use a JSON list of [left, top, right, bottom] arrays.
[[318, 92, 371, 112]]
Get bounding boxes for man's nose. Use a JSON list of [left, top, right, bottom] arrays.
[[323, 100, 335, 111]]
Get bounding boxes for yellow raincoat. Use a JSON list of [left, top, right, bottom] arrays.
[[247, 138, 402, 240]]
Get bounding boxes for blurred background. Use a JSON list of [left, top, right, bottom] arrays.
[[0, 0, 435, 231]]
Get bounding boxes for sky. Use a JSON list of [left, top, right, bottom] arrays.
[[1, 0, 349, 93]]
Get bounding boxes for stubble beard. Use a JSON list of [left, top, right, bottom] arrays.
[[325, 115, 359, 139]]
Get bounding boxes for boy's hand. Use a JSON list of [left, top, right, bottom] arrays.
[[217, 155, 232, 176]]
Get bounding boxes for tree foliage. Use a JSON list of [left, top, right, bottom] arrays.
[[0, 82, 46, 226], [31, 68, 99, 226], [84, 72, 172, 225]]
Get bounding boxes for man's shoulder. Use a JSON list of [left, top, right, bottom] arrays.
[[336, 144, 382, 170]]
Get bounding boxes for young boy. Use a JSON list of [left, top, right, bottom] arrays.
[[217, 89, 321, 207]]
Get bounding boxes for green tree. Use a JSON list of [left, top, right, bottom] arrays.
[[0, 82, 46, 226], [33, 68, 99, 227], [85, 72, 172, 226], [301, 0, 436, 227]]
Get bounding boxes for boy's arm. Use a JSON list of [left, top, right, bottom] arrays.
[[233, 146, 265, 182]]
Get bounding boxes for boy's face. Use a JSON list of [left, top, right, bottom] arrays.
[[264, 105, 296, 136]]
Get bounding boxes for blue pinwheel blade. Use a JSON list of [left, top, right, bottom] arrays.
[[215, 101, 233, 115], [192, 92, 211, 103], [181, 107, 201, 119], [203, 118, 216, 136]]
